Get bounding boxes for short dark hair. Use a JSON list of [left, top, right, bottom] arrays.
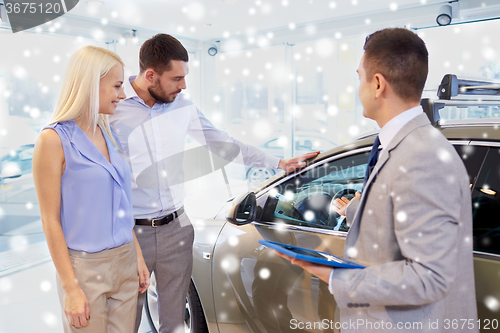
[[363, 28, 428, 102], [139, 34, 189, 74]]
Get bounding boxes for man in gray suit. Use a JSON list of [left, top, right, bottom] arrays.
[[277, 28, 478, 332]]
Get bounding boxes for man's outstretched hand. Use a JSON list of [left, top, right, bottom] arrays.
[[278, 151, 320, 173], [332, 191, 361, 217]]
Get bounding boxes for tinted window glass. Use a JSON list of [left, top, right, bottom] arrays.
[[471, 147, 500, 255], [259, 151, 369, 231], [454, 144, 488, 187]]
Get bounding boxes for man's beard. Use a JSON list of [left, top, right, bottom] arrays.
[[148, 80, 180, 104]]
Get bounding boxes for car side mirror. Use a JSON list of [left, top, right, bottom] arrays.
[[226, 192, 257, 226]]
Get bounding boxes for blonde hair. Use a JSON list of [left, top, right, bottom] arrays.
[[50, 45, 124, 152]]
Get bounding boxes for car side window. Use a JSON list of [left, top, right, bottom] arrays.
[[471, 147, 500, 255], [454, 144, 488, 187], [259, 151, 370, 231]]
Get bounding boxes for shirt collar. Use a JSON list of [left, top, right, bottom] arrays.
[[124, 75, 139, 100], [378, 105, 423, 150]]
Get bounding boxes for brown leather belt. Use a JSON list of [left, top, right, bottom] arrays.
[[135, 207, 184, 227]]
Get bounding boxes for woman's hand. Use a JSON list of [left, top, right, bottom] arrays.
[[132, 230, 150, 293], [137, 254, 150, 293], [64, 286, 90, 328]]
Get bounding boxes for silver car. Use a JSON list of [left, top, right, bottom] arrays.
[[145, 75, 500, 333]]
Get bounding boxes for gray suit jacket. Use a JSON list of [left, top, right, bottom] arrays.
[[330, 114, 478, 333]]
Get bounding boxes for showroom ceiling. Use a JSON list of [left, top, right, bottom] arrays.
[[59, 0, 500, 41], [1, 0, 500, 46]]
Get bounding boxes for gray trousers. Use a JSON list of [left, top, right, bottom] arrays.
[[134, 211, 194, 333]]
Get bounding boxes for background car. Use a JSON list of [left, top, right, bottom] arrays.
[[0, 144, 34, 180], [0, 144, 37, 204], [144, 75, 500, 333]]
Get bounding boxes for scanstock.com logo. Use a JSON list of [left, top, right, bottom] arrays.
[[2, 0, 79, 33]]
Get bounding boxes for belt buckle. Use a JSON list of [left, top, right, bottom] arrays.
[[151, 217, 162, 227]]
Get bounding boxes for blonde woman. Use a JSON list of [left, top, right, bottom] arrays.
[[32, 46, 149, 332]]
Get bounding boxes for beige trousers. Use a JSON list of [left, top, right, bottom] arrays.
[[56, 241, 139, 333]]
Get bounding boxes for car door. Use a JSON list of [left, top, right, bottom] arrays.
[[211, 148, 371, 333], [465, 143, 500, 332]]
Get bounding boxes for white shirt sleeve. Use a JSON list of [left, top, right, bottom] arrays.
[[328, 267, 336, 295]]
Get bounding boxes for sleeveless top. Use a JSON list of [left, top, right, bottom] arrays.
[[43, 120, 134, 253]]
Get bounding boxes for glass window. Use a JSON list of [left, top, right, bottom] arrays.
[[293, 39, 375, 148], [454, 144, 488, 186], [439, 106, 500, 121], [214, 45, 286, 126], [259, 151, 369, 231], [0, 32, 121, 257], [471, 147, 500, 255], [421, 19, 500, 91]]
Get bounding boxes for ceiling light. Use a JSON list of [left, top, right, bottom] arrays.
[[122, 29, 138, 45], [208, 45, 218, 56], [131, 31, 138, 44], [86, 0, 104, 7], [436, 4, 452, 26]]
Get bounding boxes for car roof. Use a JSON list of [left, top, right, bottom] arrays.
[[439, 119, 500, 141]]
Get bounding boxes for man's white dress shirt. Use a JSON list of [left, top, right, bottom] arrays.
[[110, 76, 280, 219]]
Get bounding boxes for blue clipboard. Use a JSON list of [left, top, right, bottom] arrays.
[[259, 240, 365, 269]]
